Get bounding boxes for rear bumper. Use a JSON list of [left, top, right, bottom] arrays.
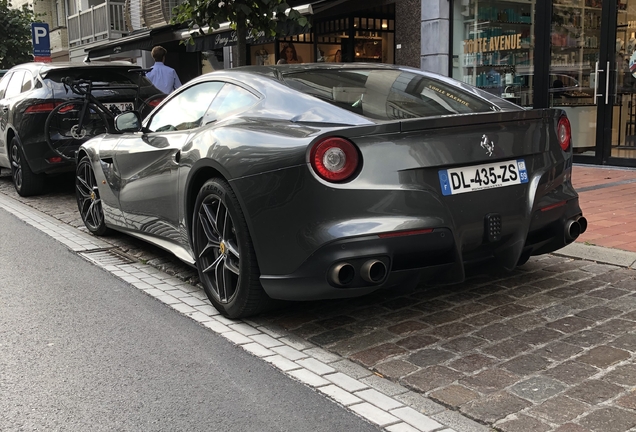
[[18, 114, 75, 174], [22, 139, 76, 174], [259, 198, 584, 301], [260, 228, 457, 300]]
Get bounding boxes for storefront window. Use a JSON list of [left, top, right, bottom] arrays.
[[352, 16, 394, 63], [250, 43, 276, 65], [315, 14, 395, 64], [317, 18, 348, 62], [354, 31, 394, 63], [550, 0, 598, 154], [452, 0, 535, 107], [279, 33, 314, 63]]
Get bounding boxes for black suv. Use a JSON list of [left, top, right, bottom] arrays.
[[0, 62, 165, 196]]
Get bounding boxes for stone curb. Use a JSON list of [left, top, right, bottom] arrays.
[[554, 242, 636, 269]]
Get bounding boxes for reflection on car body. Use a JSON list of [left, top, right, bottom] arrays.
[[75, 63, 586, 318]]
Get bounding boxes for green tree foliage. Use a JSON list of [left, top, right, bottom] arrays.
[[172, 0, 309, 66], [0, 0, 38, 69]]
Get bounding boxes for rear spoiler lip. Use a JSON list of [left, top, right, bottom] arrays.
[[298, 108, 562, 140], [399, 108, 558, 133]]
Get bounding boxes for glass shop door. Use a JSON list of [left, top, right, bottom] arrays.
[[550, 0, 615, 164], [605, 0, 636, 165], [553, 0, 636, 166]]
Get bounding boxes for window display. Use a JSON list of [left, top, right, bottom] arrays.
[[550, 0, 599, 108], [250, 43, 276, 66], [452, 0, 535, 107], [278, 33, 314, 63], [315, 15, 394, 64]]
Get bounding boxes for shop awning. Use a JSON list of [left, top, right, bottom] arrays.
[[86, 24, 182, 59]]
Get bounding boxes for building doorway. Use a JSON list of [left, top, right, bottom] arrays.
[[551, 0, 635, 166]]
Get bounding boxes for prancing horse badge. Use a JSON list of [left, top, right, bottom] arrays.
[[481, 134, 494, 157]]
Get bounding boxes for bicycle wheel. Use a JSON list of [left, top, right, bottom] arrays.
[[45, 101, 110, 161], [138, 94, 165, 118]]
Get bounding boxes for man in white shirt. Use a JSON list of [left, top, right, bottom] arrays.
[[146, 46, 182, 94]]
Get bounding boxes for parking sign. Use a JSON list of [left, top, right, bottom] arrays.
[[31, 23, 51, 61]]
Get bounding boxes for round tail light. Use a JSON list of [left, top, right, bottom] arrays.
[[310, 137, 360, 182], [557, 115, 571, 151]]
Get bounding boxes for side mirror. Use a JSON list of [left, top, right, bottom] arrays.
[[114, 111, 142, 133]]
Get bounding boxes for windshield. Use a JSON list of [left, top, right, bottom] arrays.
[[281, 69, 496, 121]]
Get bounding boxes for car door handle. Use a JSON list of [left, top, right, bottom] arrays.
[[1, 107, 7, 112], [173, 150, 181, 164]]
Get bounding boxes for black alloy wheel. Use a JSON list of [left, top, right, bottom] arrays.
[[9, 137, 45, 197], [76, 155, 109, 236], [192, 179, 270, 318]]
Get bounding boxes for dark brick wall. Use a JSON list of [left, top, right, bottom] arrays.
[[395, 0, 421, 68], [310, 0, 422, 68]]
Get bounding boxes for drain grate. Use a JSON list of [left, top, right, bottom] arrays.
[[80, 248, 137, 267]]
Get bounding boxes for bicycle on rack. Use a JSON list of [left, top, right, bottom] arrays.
[[44, 68, 165, 161]]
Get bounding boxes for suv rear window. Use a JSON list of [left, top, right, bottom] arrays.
[[281, 69, 495, 120], [45, 68, 153, 87]]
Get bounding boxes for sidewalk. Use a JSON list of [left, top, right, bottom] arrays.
[[573, 164, 636, 253]]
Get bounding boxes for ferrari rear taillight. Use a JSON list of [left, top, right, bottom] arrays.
[[24, 102, 61, 114], [557, 116, 571, 151], [310, 137, 360, 182]]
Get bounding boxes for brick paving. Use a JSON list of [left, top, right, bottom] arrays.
[[2, 165, 636, 432], [575, 165, 636, 253]]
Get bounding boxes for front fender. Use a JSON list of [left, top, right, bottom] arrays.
[[79, 135, 127, 228]]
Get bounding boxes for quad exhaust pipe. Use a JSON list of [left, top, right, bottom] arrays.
[[565, 216, 588, 242], [360, 259, 387, 283], [329, 259, 388, 286], [329, 262, 355, 286]]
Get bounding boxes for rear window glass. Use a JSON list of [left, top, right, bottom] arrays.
[[281, 69, 495, 120], [45, 68, 152, 86]]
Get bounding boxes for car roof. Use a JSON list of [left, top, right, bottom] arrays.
[[7, 61, 139, 75], [190, 62, 451, 89], [189, 62, 510, 106]]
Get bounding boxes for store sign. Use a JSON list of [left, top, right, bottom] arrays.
[[463, 33, 523, 54], [213, 29, 271, 49]]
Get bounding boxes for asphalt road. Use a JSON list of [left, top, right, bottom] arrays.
[[0, 208, 380, 432]]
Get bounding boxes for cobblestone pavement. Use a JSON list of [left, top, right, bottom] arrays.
[[3, 172, 636, 432]]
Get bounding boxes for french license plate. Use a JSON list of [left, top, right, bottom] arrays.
[[438, 159, 528, 196], [103, 102, 134, 115]]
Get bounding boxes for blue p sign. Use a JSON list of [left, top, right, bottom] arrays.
[[31, 23, 51, 57]]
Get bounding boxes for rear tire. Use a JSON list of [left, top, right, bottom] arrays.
[[192, 178, 271, 318], [45, 101, 109, 161], [10, 137, 46, 197]]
